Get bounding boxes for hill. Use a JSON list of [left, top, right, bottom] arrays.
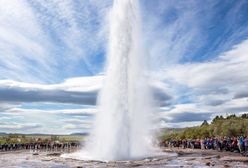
[[161, 113, 248, 140]]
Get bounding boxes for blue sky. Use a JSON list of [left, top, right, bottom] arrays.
[[0, 0, 248, 134]]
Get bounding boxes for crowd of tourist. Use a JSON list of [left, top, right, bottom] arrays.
[[160, 136, 248, 156], [0, 141, 81, 152]]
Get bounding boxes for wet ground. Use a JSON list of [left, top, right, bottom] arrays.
[[0, 148, 248, 168]]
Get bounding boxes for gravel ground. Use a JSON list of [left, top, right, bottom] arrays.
[[0, 148, 248, 168]]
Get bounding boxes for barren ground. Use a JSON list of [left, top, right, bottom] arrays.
[[0, 148, 248, 168]]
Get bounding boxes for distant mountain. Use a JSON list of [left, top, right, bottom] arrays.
[[0, 132, 90, 136], [27, 133, 48, 135], [70, 132, 89, 136]]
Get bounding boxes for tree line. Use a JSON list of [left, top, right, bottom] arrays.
[[161, 113, 248, 141]]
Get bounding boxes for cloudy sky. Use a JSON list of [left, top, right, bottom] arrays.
[[0, 0, 248, 134]]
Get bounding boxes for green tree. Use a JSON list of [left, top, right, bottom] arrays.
[[201, 120, 209, 126]]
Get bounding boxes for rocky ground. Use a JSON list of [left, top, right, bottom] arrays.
[[0, 148, 248, 168]]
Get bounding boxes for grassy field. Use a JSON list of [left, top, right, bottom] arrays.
[[0, 134, 85, 144]]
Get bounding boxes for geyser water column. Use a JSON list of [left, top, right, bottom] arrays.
[[88, 0, 154, 160]]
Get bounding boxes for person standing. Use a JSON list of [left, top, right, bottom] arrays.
[[244, 136, 248, 154], [238, 136, 244, 153]]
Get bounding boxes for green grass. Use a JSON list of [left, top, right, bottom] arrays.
[[0, 134, 85, 144]]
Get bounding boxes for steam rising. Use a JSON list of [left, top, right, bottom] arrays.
[[62, 0, 154, 161], [87, 0, 154, 160]]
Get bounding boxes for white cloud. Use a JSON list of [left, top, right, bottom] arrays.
[[158, 39, 248, 127], [0, 75, 103, 92], [0, 75, 171, 106], [0, 0, 57, 82], [0, 122, 42, 131], [162, 39, 248, 89], [0, 117, 11, 120], [142, 0, 203, 68], [0, 106, 95, 134], [0, 76, 102, 105], [0, 0, 111, 83], [6, 108, 97, 116], [0, 0, 247, 131]]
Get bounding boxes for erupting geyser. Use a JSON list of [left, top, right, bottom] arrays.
[[63, 0, 155, 161], [88, 0, 154, 160]]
